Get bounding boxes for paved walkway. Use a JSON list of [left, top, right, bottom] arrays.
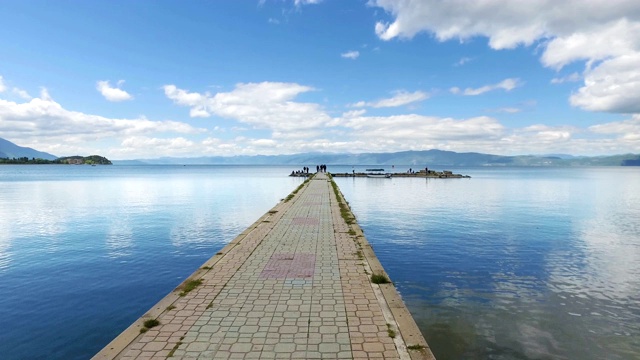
[[95, 173, 434, 360]]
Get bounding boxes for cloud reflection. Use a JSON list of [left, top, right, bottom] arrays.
[[106, 218, 133, 258]]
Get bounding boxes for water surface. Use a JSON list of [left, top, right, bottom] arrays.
[[335, 167, 640, 360], [0, 165, 303, 359], [1, 165, 638, 359]]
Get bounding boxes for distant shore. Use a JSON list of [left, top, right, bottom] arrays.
[[0, 155, 112, 165]]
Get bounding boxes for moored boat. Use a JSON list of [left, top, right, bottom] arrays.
[[365, 169, 392, 178]]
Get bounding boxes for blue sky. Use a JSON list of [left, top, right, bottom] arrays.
[[1, 0, 639, 159]]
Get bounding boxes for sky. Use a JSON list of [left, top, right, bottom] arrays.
[[0, 0, 639, 160]]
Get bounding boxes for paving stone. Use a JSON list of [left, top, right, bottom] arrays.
[[229, 342, 252, 353], [318, 343, 340, 353], [273, 342, 296, 353], [96, 173, 420, 360]]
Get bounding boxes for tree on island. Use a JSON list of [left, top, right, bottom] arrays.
[[0, 155, 112, 165]]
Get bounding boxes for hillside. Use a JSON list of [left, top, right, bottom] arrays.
[[57, 155, 113, 165], [0, 138, 112, 165], [115, 150, 640, 167], [0, 137, 57, 160], [3, 137, 638, 167]]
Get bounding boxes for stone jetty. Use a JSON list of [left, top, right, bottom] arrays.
[[94, 172, 435, 360], [300, 169, 470, 178]]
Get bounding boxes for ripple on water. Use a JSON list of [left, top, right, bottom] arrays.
[[335, 167, 640, 360]]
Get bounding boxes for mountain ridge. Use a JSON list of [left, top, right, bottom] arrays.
[[0, 138, 57, 160], [2, 137, 638, 166], [114, 149, 640, 167]]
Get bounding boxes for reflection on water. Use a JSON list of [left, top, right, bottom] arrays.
[[106, 217, 133, 258], [1, 165, 638, 359], [0, 165, 304, 360], [335, 167, 640, 360]]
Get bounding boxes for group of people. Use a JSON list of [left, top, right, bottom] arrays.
[[290, 165, 327, 176], [406, 167, 429, 174]]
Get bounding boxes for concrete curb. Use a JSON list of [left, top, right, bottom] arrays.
[[328, 174, 436, 360], [92, 178, 309, 359]]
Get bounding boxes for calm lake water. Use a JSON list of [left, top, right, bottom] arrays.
[[0, 165, 638, 359], [335, 167, 640, 360]]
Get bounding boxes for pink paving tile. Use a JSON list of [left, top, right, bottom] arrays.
[[260, 253, 316, 279], [292, 217, 319, 226]]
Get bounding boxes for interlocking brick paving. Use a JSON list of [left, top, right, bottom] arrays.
[[95, 172, 433, 360], [291, 217, 319, 226], [261, 253, 316, 279]]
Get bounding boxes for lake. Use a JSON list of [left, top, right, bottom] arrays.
[[335, 166, 640, 360], [0, 165, 638, 359]]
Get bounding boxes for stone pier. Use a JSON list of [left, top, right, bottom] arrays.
[[94, 172, 435, 360]]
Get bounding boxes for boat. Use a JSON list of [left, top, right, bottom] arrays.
[[365, 169, 392, 178]]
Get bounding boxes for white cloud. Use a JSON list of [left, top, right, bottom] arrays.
[[0, 76, 32, 100], [110, 136, 253, 159], [495, 107, 521, 113], [342, 109, 366, 118], [120, 136, 195, 152], [39, 87, 52, 101], [372, 1, 640, 51], [164, 82, 332, 132], [163, 85, 206, 109], [370, 0, 640, 113], [500, 125, 575, 153], [352, 90, 429, 108], [454, 57, 472, 66], [589, 115, 640, 141], [3, 77, 639, 159], [339, 113, 505, 142], [96, 80, 133, 102], [570, 54, 640, 113], [12, 88, 32, 100], [451, 78, 521, 96], [294, 0, 321, 5], [341, 50, 360, 59], [541, 19, 640, 69], [551, 72, 581, 84], [0, 90, 205, 157], [163, 85, 210, 118], [250, 138, 278, 147]]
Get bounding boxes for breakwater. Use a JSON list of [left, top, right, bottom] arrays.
[[290, 170, 470, 178], [94, 172, 434, 359]]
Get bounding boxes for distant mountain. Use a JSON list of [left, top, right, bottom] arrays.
[[539, 153, 579, 159], [114, 149, 640, 167], [0, 137, 57, 160], [2, 136, 637, 166]]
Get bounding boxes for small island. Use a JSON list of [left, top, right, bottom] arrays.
[[0, 155, 112, 165], [290, 168, 470, 178], [330, 169, 470, 178]]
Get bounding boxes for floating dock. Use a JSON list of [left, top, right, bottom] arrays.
[[94, 172, 435, 360]]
